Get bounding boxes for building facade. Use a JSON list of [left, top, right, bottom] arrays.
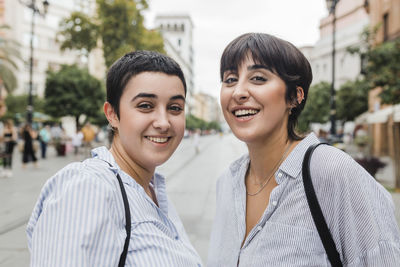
[[305, 0, 369, 89], [1, 0, 101, 98], [191, 92, 222, 123], [154, 14, 195, 113], [363, 0, 400, 188]]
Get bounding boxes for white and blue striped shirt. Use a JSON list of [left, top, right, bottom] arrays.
[[27, 146, 202, 267], [208, 133, 400, 266]]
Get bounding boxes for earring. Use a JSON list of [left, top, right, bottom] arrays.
[[289, 108, 292, 115]]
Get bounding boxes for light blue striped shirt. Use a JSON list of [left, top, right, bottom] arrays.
[[208, 133, 400, 266], [27, 146, 202, 267]]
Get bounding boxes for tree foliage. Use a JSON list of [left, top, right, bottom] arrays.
[[57, 0, 165, 68], [348, 27, 400, 104], [44, 64, 105, 129], [366, 39, 400, 104], [57, 12, 99, 56], [0, 25, 22, 94], [3, 94, 45, 122], [297, 82, 331, 133], [336, 79, 369, 122], [186, 114, 221, 131]]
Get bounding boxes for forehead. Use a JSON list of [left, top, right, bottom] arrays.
[[123, 71, 185, 97]]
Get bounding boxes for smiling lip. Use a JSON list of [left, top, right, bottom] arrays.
[[145, 136, 171, 145], [230, 107, 260, 121]]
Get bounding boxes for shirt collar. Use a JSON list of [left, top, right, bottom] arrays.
[[229, 132, 320, 185], [90, 146, 166, 196], [279, 132, 320, 179]]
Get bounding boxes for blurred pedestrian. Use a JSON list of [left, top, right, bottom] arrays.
[[71, 127, 83, 156], [21, 124, 38, 168], [38, 125, 51, 159], [193, 129, 200, 154], [208, 32, 400, 266], [27, 51, 202, 266], [2, 119, 17, 177], [81, 122, 96, 155]]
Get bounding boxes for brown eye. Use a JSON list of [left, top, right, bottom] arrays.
[[137, 102, 153, 110], [169, 105, 183, 113]]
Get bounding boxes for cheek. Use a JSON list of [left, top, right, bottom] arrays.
[[220, 88, 231, 110], [171, 114, 186, 134]]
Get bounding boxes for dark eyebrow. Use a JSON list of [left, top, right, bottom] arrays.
[[131, 93, 185, 102], [170, 95, 186, 102], [132, 93, 157, 101], [248, 64, 273, 72]]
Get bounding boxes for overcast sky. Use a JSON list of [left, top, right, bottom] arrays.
[[144, 0, 328, 98]]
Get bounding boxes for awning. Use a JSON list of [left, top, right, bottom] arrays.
[[367, 107, 394, 124]]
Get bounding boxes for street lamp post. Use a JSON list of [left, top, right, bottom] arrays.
[[18, 0, 49, 124], [326, 0, 339, 136]]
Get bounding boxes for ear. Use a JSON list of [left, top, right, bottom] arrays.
[[296, 86, 305, 105], [103, 102, 119, 129]]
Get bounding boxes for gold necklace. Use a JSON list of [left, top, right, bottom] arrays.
[[246, 141, 293, 196]]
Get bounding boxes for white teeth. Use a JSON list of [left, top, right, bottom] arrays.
[[234, 109, 258, 116], [147, 136, 169, 143]]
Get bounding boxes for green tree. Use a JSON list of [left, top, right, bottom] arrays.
[[44, 64, 105, 129], [348, 27, 400, 104], [366, 38, 400, 104], [186, 114, 206, 131], [0, 25, 21, 95], [57, 12, 99, 57], [3, 94, 45, 122], [297, 82, 331, 133], [97, 0, 164, 67], [336, 79, 369, 123], [58, 1, 165, 68]]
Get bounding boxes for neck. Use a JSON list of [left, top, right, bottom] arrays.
[[110, 135, 154, 194], [246, 131, 293, 184]]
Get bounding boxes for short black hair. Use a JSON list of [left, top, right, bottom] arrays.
[[220, 33, 313, 140], [106, 50, 186, 118]]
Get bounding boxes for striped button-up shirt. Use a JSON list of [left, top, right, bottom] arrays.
[[208, 133, 400, 266], [27, 146, 202, 267]]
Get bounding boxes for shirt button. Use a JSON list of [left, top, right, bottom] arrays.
[[277, 173, 283, 178], [257, 226, 262, 231], [272, 201, 278, 206], [175, 235, 179, 240]]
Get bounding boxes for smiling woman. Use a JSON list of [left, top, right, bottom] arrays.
[[208, 33, 400, 267], [26, 51, 202, 267]]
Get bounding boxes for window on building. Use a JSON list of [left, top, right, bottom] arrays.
[[383, 13, 389, 41], [181, 24, 185, 31], [360, 54, 367, 75], [178, 38, 181, 47], [174, 24, 177, 31]]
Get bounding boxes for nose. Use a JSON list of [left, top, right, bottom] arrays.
[[232, 81, 249, 103], [153, 109, 170, 133]]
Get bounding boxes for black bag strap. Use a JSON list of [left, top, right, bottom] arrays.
[[104, 161, 131, 267], [302, 143, 343, 267]]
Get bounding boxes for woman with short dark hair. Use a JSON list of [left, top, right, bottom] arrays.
[[27, 51, 202, 267], [208, 33, 400, 266]]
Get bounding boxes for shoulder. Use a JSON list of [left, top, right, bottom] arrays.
[[41, 158, 118, 202], [309, 144, 376, 189]]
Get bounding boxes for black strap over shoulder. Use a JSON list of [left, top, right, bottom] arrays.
[[105, 162, 131, 267], [302, 143, 343, 267]]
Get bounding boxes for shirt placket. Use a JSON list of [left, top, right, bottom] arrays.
[[238, 170, 287, 259]]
